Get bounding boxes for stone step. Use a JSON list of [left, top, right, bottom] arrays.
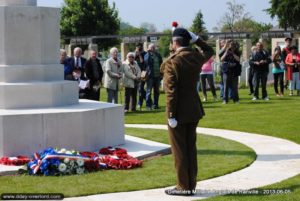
[[0, 80, 78, 109], [0, 100, 124, 156], [0, 64, 63, 82]]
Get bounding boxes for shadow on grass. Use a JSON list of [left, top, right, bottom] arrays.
[[243, 101, 274, 105], [203, 105, 222, 109], [197, 149, 256, 157], [124, 108, 165, 115]]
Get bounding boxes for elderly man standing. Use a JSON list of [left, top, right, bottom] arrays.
[[66, 47, 88, 98], [249, 42, 272, 101], [104, 47, 123, 103], [162, 27, 214, 196], [144, 43, 163, 110], [68, 47, 87, 80]]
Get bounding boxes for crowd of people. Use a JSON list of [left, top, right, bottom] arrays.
[[59, 36, 300, 111], [207, 37, 300, 104], [247, 37, 300, 98], [60, 43, 163, 112]]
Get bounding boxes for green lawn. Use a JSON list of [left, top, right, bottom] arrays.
[[0, 128, 255, 197], [122, 88, 300, 144], [1, 87, 299, 199], [113, 86, 300, 200]]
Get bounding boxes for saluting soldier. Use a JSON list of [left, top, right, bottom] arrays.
[[162, 26, 214, 196]]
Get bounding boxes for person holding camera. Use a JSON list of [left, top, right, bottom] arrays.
[[249, 42, 272, 101], [220, 40, 241, 104]]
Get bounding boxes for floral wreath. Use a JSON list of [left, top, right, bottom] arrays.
[[0, 147, 142, 176]]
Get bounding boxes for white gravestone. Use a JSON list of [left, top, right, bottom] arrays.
[[0, 0, 124, 156]]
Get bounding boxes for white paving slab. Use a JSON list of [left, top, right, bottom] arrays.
[[62, 124, 300, 201], [122, 135, 170, 159], [0, 165, 19, 176]]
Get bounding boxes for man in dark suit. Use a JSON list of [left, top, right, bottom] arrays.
[[67, 47, 88, 98], [67, 47, 87, 80], [162, 28, 214, 196], [85, 50, 103, 101]]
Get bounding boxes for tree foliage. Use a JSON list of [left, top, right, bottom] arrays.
[[140, 22, 157, 33], [190, 10, 208, 40], [119, 21, 146, 35], [118, 22, 146, 52], [221, 18, 272, 44], [266, 0, 300, 30], [221, 18, 272, 32], [120, 21, 135, 30], [218, 0, 251, 32], [60, 0, 120, 49], [158, 29, 172, 58]]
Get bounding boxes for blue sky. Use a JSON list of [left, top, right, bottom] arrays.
[[37, 0, 277, 32]]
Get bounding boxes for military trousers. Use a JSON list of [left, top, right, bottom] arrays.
[[168, 121, 198, 190]]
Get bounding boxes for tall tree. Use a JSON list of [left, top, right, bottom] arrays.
[[266, 0, 300, 30], [190, 10, 207, 34], [60, 0, 120, 49], [218, 0, 251, 32], [158, 29, 172, 58]]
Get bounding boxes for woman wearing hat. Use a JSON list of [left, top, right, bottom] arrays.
[[285, 46, 300, 95]]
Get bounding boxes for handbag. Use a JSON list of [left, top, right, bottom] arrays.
[[279, 62, 285, 70], [140, 70, 148, 81]]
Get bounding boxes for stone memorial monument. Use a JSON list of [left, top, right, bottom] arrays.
[[0, 0, 124, 156]]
